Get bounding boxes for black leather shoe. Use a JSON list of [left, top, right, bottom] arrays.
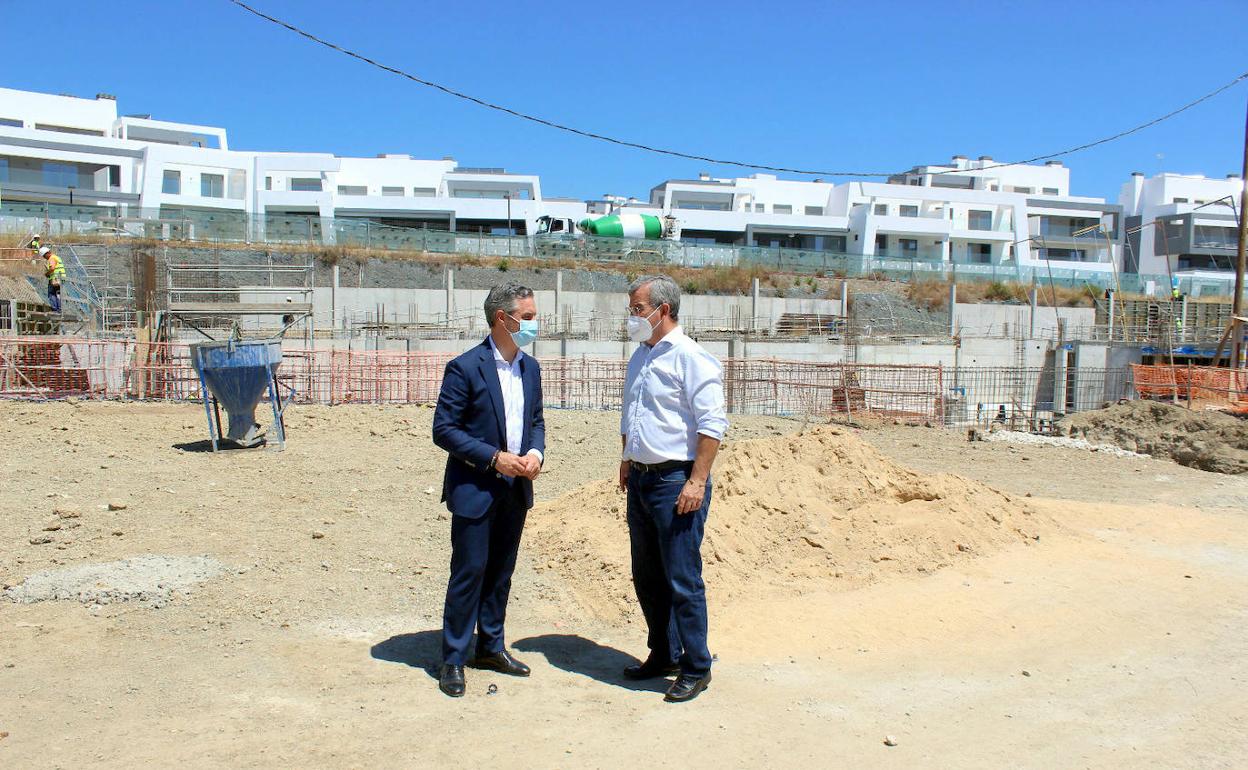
[[469, 649, 530, 677], [623, 655, 681, 680], [438, 664, 465, 697], [664, 672, 711, 702]]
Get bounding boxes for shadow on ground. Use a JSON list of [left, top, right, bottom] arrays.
[[514, 633, 669, 693], [172, 439, 266, 453], [371, 630, 442, 679]]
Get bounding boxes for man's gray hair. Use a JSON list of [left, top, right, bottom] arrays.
[[627, 274, 681, 320], [483, 281, 534, 326]]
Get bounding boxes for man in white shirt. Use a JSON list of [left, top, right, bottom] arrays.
[[618, 274, 728, 703], [432, 282, 545, 697]]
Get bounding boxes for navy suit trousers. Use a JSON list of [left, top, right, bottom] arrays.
[[626, 464, 713, 676], [441, 483, 528, 665]]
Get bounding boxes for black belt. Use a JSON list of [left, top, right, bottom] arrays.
[[629, 459, 692, 473]]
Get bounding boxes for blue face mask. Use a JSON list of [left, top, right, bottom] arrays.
[[508, 314, 539, 347]]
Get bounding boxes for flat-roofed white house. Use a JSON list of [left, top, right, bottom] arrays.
[[1119, 171, 1242, 280]]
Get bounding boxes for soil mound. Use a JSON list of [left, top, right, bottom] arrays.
[[1058, 400, 1248, 475], [527, 427, 1046, 622]]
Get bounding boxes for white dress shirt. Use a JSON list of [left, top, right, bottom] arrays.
[[621, 326, 729, 464], [489, 338, 542, 475]]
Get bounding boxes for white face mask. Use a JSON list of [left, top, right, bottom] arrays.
[[626, 306, 660, 343]]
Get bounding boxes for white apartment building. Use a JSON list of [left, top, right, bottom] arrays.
[[621, 157, 1123, 274], [0, 87, 584, 240], [1119, 171, 1242, 278], [0, 86, 1238, 283]]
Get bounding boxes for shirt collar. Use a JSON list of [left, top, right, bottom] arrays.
[[645, 325, 686, 351], [489, 336, 523, 366]]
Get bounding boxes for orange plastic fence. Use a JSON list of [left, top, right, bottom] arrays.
[[1131, 363, 1248, 412], [0, 336, 947, 422]]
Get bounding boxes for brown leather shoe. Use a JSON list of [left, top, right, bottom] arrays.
[[469, 649, 530, 677]]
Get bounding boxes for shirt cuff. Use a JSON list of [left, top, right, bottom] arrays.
[[526, 448, 543, 465]]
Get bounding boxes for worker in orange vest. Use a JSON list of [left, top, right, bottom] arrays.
[[40, 246, 65, 313]]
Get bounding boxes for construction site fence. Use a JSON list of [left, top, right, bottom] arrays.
[[1, 204, 1234, 299], [1130, 364, 1248, 412], [0, 336, 1169, 427]]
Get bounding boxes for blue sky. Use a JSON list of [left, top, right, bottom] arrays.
[[7, 0, 1248, 202]]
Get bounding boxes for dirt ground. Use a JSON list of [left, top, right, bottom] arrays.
[[1, 401, 1246, 769]]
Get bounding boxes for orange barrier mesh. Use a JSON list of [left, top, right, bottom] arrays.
[[1131, 364, 1248, 413]]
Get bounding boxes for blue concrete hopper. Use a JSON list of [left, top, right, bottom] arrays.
[[190, 339, 288, 451]]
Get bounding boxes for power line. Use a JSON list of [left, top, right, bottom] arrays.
[[933, 71, 1248, 177], [227, 0, 1247, 179]]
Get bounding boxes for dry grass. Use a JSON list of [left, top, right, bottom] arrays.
[[905, 279, 1097, 310]]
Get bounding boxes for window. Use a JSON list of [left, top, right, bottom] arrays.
[[337, 185, 367, 196], [382, 186, 405, 197], [201, 173, 224, 198], [804, 205, 823, 216], [754, 203, 765, 213], [1010, 186, 1033, 194], [968, 210, 993, 230], [773, 204, 792, 214], [989, 185, 999, 191], [1038, 247, 1085, 262], [265, 176, 272, 191], [874, 203, 888, 215], [968, 242, 992, 263], [899, 238, 918, 253], [413, 187, 436, 196], [1173, 197, 1188, 204], [0, 117, 21, 127], [1042, 187, 1059, 195], [162, 170, 181, 195], [0, 157, 7, 183], [908, 178, 920, 186], [875, 234, 888, 251], [289, 177, 322, 192], [900, 205, 918, 218], [43, 161, 78, 188], [819, 235, 846, 252]]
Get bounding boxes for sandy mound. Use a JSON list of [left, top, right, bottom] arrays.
[[1058, 400, 1248, 475], [527, 427, 1047, 622]]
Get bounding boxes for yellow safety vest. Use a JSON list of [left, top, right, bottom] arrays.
[[46, 253, 66, 281]]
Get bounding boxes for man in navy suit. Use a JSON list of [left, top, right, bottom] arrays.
[[432, 282, 545, 698]]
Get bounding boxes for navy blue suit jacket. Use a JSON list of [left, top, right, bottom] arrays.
[[432, 338, 546, 519]]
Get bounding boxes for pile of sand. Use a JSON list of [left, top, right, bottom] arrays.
[[526, 427, 1046, 622], [1058, 400, 1248, 475]]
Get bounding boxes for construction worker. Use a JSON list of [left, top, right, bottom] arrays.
[[41, 246, 65, 313], [27, 233, 42, 252]]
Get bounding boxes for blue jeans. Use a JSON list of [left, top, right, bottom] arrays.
[[626, 463, 713, 676]]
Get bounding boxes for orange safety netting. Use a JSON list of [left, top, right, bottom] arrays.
[[1131, 363, 1248, 413]]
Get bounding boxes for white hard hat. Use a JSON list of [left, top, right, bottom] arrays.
[[38, 246, 50, 257]]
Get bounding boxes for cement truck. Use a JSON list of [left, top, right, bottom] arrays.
[[534, 212, 679, 262]]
